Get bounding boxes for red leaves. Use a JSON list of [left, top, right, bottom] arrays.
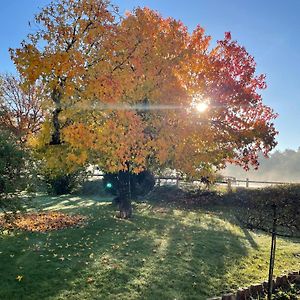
[[224, 31, 232, 40], [0, 212, 86, 232]]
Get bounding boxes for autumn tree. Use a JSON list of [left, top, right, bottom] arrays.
[[10, 0, 121, 191], [0, 74, 45, 142], [12, 1, 277, 218]]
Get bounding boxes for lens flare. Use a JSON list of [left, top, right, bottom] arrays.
[[106, 183, 113, 188], [195, 102, 208, 113]]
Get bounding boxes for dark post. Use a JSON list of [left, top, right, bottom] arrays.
[[267, 204, 277, 300], [227, 178, 232, 192], [246, 178, 249, 188]]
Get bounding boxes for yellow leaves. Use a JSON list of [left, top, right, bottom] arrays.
[[87, 277, 94, 284], [16, 275, 23, 282], [26, 134, 40, 149], [10, 45, 42, 84], [67, 151, 88, 166], [27, 121, 52, 149]]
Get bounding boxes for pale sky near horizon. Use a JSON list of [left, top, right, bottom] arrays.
[[1, 0, 299, 151]]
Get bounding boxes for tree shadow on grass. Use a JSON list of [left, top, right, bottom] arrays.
[[131, 211, 252, 300], [0, 196, 269, 300], [0, 198, 159, 300], [195, 206, 259, 251], [25, 194, 114, 212]]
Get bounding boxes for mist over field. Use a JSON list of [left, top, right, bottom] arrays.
[[222, 148, 300, 182]]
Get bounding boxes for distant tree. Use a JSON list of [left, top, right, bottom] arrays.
[[224, 148, 300, 182], [12, 0, 277, 218], [0, 74, 45, 142]]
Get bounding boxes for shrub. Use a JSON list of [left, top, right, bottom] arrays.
[[78, 178, 112, 196], [272, 283, 300, 300], [103, 170, 155, 198], [0, 130, 28, 213], [233, 185, 300, 237], [44, 170, 87, 195]]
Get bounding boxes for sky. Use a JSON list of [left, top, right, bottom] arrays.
[[0, 0, 299, 151]]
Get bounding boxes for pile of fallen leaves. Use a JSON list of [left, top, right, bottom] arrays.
[[0, 211, 87, 232]]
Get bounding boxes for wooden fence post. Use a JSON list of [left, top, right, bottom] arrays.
[[227, 178, 232, 192]]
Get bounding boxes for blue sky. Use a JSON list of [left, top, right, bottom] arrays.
[[1, 0, 299, 151]]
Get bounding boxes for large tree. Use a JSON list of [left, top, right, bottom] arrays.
[[11, 0, 277, 218]]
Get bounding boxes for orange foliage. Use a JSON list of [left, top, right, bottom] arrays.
[[11, 0, 277, 178]]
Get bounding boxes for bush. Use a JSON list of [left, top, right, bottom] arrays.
[[78, 179, 109, 196], [145, 185, 222, 206], [44, 170, 87, 195], [232, 185, 300, 236], [272, 283, 300, 300], [0, 130, 28, 213], [103, 170, 155, 198]]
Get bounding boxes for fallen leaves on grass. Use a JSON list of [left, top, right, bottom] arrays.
[[0, 212, 87, 232], [87, 277, 94, 284]]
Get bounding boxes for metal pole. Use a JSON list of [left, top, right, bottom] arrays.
[[267, 204, 277, 300]]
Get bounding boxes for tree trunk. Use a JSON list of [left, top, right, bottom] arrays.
[[116, 170, 132, 219], [50, 87, 62, 145]]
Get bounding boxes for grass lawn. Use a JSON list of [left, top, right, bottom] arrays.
[[0, 194, 300, 300]]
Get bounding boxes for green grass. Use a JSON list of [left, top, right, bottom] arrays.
[[0, 194, 300, 300]]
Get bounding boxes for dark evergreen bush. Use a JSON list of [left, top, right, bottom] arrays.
[[0, 130, 28, 213], [103, 170, 155, 198], [44, 170, 87, 195]]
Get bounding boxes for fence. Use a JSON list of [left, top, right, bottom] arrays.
[[89, 171, 296, 190], [154, 176, 295, 190]]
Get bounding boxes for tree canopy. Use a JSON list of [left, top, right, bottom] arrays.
[[10, 0, 277, 217], [11, 0, 277, 176]]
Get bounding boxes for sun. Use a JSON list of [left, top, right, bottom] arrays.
[[195, 102, 208, 113]]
